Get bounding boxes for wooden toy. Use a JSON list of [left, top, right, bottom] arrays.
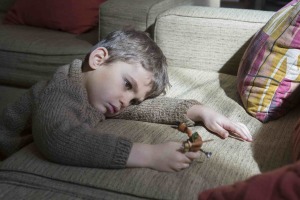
[[175, 122, 212, 158]]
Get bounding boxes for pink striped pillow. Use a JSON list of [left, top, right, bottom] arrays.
[[237, 0, 300, 123]]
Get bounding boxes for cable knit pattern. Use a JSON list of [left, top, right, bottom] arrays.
[[0, 81, 47, 159], [115, 97, 199, 126], [32, 59, 132, 168], [0, 59, 200, 168]]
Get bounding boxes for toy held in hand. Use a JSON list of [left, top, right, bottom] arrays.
[[176, 122, 212, 158]]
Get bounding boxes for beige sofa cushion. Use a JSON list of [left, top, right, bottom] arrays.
[[0, 14, 97, 87], [1, 5, 299, 200], [1, 66, 299, 199], [99, 0, 194, 39], [154, 6, 274, 75]]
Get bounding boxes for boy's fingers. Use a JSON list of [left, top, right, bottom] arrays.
[[229, 122, 252, 142], [172, 162, 190, 172], [185, 151, 201, 160], [237, 123, 252, 140], [238, 123, 250, 134], [181, 163, 190, 170], [182, 156, 192, 163], [215, 125, 229, 139]]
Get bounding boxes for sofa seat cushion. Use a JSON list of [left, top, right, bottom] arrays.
[[0, 14, 97, 87], [0, 170, 144, 200], [1, 67, 299, 199]]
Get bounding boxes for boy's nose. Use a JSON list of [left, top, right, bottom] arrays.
[[120, 94, 131, 108]]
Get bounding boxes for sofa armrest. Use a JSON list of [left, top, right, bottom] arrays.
[[195, 0, 220, 7], [99, 0, 194, 39], [154, 6, 274, 75]]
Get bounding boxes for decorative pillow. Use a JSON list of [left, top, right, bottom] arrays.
[[237, 0, 300, 122], [3, 0, 107, 34], [292, 118, 300, 161]]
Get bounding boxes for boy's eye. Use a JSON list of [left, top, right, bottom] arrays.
[[124, 78, 132, 90], [130, 99, 140, 105]]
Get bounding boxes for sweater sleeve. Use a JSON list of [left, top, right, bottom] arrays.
[[113, 97, 201, 126], [0, 81, 47, 160], [32, 80, 132, 169]]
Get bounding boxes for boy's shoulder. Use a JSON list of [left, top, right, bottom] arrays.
[[55, 64, 70, 76], [53, 59, 82, 79], [49, 60, 80, 84], [45, 59, 83, 92]]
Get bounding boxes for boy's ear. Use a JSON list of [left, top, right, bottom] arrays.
[[89, 47, 109, 70]]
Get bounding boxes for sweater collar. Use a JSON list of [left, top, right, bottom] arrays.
[[69, 59, 84, 82], [68, 59, 106, 120]]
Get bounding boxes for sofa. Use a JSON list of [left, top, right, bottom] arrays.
[[1, 1, 300, 200], [0, 0, 211, 112], [0, 0, 207, 88]]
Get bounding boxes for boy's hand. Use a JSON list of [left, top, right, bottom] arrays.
[[187, 105, 252, 142], [127, 142, 201, 172], [150, 142, 201, 172]]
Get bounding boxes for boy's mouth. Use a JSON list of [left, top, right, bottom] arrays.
[[107, 103, 119, 114]]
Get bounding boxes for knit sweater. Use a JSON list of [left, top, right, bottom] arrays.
[[0, 59, 200, 168]]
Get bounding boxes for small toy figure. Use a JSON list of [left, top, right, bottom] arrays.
[[175, 122, 212, 158]]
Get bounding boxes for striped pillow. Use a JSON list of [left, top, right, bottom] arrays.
[[237, 0, 300, 123]]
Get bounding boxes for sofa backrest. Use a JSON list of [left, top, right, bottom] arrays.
[[0, 0, 15, 13], [154, 6, 274, 75], [99, 0, 195, 40]]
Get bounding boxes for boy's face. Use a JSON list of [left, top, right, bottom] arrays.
[[83, 48, 153, 117]]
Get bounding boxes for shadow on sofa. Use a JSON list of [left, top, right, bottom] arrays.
[[218, 36, 300, 173]]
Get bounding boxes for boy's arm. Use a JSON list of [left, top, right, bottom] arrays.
[[115, 97, 252, 142], [32, 82, 132, 169], [113, 97, 200, 126], [187, 105, 252, 142], [0, 81, 47, 159], [127, 142, 201, 172]]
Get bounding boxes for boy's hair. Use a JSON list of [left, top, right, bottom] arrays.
[[84, 29, 170, 99]]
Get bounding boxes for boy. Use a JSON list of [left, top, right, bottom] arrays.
[[0, 29, 252, 172]]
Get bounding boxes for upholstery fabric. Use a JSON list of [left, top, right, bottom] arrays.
[[3, 0, 106, 34], [154, 6, 274, 75], [293, 118, 300, 161], [1, 5, 300, 200], [1, 66, 300, 199], [0, 15, 96, 87], [237, 0, 300, 122], [99, 0, 194, 39]]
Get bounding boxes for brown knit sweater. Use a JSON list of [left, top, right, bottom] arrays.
[[0, 59, 200, 168]]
